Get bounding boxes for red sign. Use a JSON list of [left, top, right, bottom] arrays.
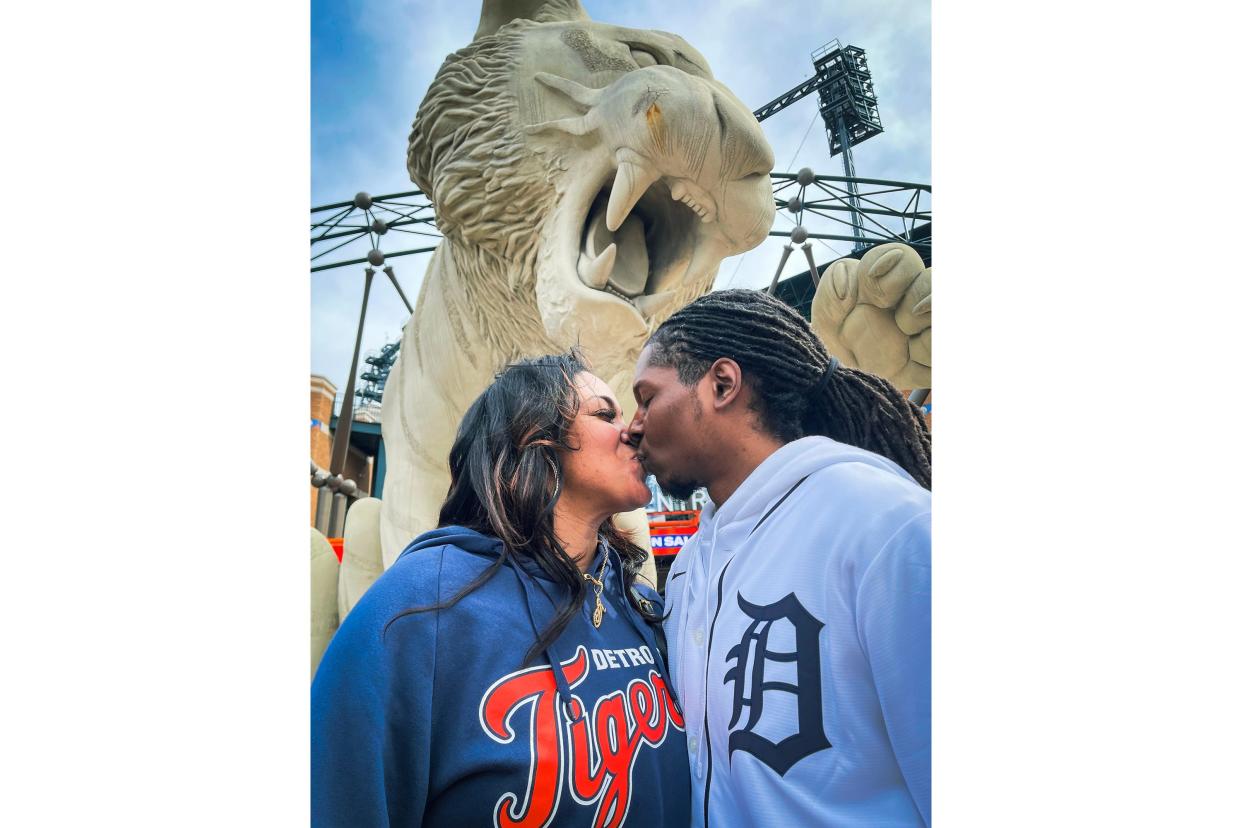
[[646, 510, 699, 557]]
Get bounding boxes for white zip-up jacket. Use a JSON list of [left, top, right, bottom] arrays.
[[665, 436, 931, 827]]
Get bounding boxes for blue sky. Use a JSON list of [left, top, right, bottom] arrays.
[[311, 0, 930, 390]]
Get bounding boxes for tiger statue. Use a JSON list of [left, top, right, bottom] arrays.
[[377, 0, 777, 567]]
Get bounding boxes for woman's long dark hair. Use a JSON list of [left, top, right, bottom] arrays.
[[389, 350, 659, 664]]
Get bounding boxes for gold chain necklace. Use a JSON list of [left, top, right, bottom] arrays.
[[583, 552, 609, 628]]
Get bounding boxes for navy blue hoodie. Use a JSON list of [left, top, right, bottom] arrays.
[[312, 526, 691, 827]]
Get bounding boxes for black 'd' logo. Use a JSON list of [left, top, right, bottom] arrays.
[[723, 592, 831, 775]]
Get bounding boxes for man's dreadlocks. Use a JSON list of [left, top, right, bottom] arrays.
[[646, 288, 932, 489]]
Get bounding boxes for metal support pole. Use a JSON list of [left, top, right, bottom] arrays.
[[768, 244, 795, 295], [314, 478, 335, 533], [330, 267, 376, 476], [801, 243, 819, 288], [383, 266, 413, 315], [328, 492, 348, 538], [835, 113, 866, 252]]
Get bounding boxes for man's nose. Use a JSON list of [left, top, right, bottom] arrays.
[[622, 418, 642, 445]]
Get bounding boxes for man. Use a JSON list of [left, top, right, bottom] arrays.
[[625, 289, 931, 827]]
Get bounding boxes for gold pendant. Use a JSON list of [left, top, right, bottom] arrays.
[[592, 598, 605, 628]]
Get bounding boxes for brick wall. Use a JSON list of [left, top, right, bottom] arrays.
[[310, 375, 336, 522]]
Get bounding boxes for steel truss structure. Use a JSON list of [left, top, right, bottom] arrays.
[[770, 172, 930, 263], [309, 190, 436, 490], [309, 175, 928, 275], [311, 190, 439, 273]]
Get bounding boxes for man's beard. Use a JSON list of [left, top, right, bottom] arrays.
[[658, 475, 704, 502]]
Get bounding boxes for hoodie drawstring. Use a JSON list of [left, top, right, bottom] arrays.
[[512, 559, 585, 724], [610, 548, 683, 710], [512, 541, 679, 724]]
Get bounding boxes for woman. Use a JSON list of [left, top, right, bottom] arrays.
[[312, 351, 690, 827]]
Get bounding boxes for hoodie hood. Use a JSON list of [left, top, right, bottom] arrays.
[[396, 524, 668, 722], [398, 524, 504, 563], [399, 524, 555, 582], [701, 436, 918, 553]]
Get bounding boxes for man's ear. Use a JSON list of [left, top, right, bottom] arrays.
[[706, 358, 743, 412]]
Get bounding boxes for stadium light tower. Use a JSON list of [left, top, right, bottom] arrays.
[[753, 39, 885, 251], [358, 339, 400, 406], [814, 40, 882, 250]]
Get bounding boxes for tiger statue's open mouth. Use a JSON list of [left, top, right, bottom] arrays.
[[528, 61, 775, 337]]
